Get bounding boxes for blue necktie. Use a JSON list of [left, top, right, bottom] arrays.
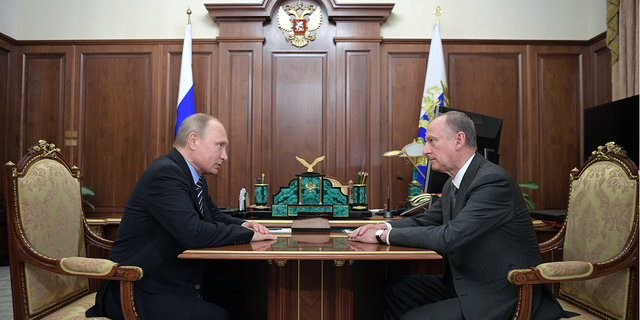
[[196, 177, 204, 214], [451, 183, 458, 208]]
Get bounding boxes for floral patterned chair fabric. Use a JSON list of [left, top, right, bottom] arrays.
[[4, 140, 143, 320], [508, 142, 638, 320]]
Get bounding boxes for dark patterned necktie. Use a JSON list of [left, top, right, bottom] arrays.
[[196, 177, 204, 214], [451, 183, 458, 208]]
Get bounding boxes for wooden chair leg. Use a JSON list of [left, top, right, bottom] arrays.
[[512, 284, 533, 320], [120, 281, 138, 320]]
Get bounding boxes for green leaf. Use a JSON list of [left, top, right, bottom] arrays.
[[81, 186, 96, 212], [518, 181, 539, 190], [522, 192, 535, 211], [82, 198, 95, 212], [82, 186, 96, 196]]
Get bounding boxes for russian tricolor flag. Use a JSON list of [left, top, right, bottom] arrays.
[[175, 23, 195, 138]]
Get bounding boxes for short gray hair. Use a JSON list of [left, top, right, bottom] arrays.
[[173, 113, 219, 148], [437, 111, 477, 149]]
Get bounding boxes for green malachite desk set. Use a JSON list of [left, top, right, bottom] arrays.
[[250, 155, 371, 219]]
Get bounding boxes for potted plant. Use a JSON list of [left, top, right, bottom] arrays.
[[82, 186, 97, 212], [519, 181, 539, 211]]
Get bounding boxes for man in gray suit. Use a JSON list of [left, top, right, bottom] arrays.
[[349, 111, 565, 320]]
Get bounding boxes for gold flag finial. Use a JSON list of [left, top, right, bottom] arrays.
[[435, 6, 442, 24], [187, 7, 192, 25]]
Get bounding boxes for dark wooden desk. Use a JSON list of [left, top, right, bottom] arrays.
[[179, 231, 442, 320]]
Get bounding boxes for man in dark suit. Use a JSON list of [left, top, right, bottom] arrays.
[[349, 111, 565, 320], [87, 113, 276, 320]]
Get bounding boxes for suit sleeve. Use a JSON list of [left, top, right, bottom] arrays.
[[389, 171, 514, 254], [144, 164, 253, 249], [205, 196, 246, 225], [390, 196, 444, 228]]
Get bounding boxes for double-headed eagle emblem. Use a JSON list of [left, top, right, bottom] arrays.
[[277, 1, 322, 48]]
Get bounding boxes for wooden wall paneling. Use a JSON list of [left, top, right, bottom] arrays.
[[269, 51, 327, 200], [20, 47, 75, 160], [528, 45, 584, 210], [75, 44, 160, 218], [0, 46, 9, 163], [337, 41, 382, 208], [259, 0, 339, 209], [380, 41, 429, 210], [0, 38, 14, 263], [208, 0, 393, 210], [446, 45, 527, 184], [0, 36, 20, 166], [582, 36, 611, 163], [586, 35, 611, 109], [215, 41, 263, 207], [259, 2, 336, 208], [591, 39, 612, 107]]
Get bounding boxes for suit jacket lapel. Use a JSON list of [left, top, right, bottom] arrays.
[[169, 149, 207, 220], [443, 177, 453, 224], [199, 178, 213, 222], [451, 152, 484, 220]]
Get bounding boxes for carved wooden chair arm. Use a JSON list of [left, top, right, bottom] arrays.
[[59, 257, 143, 320], [59, 257, 143, 280], [83, 220, 116, 250], [508, 254, 637, 320], [508, 261, 593, 285], [537, 226, 565, 254]]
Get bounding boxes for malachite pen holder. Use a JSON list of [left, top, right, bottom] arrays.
[[352, 184, 367, 210], [254, 184, 269, 209]]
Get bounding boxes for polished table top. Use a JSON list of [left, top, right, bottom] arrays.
[[179, 231, 441, 261]]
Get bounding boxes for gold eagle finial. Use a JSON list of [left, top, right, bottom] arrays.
[[295, 155, 325, 172]]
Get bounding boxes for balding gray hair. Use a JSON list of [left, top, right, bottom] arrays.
[[436, 111, 477, 149], [173, 113, 220, 148]]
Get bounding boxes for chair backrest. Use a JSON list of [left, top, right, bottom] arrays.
[[561, 142, 638, 319], [4, 140, 90, 318]]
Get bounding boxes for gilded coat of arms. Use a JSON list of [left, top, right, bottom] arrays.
[[277, 1, 322, 48]]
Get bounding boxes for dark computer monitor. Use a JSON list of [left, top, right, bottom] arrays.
[[423, 106, 503, 194], [584, 95, 639, 165]]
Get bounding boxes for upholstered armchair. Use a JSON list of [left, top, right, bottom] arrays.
[[4, 140, 143, 319], [509, 142, 638, 319]]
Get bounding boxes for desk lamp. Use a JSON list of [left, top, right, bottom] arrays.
[[383, 140, 431, 207]]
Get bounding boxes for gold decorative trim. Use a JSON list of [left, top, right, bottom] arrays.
[[89, 226, 104, 237], [245, 219, 381, 225], [183, 249, 438, 255]]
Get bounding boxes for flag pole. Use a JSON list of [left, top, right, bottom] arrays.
[[175, 7, 196, 138], [435, 6, 441, 24]]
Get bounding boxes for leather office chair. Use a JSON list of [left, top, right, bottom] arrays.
[[4, 140, 142, 319], [508, 142, 638, 319]]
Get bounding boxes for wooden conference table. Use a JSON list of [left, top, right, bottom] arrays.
[[179, 227, 442, 320]]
